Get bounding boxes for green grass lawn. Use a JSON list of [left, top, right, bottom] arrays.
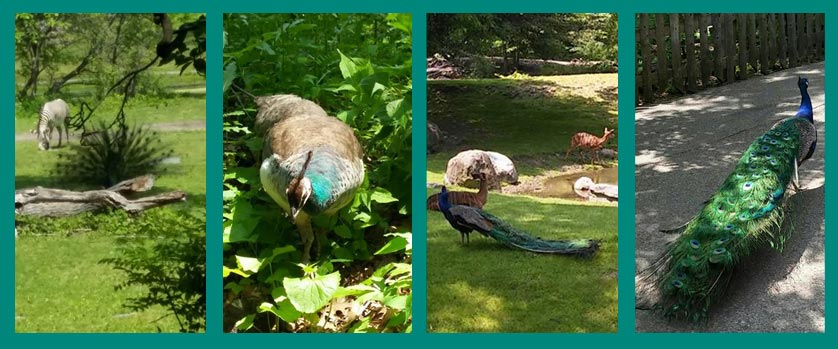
[[427, 74, 617, 181], [426, 74, 618, 332], [426, 190, 618, 333], [15, 130, 205, 333]]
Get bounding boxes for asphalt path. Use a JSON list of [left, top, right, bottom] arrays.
[[634, 62, 825, 332]]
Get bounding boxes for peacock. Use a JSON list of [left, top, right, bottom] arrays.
[[436, 186, 599, 257], [256, 94, 365, 263], [427, 173, 489, 211], [637, 77, 818, 321]]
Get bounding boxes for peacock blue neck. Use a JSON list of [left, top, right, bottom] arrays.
[[438, 188, 452, 213], [797, 81, 813, 123], [305, 172, 333, 211]]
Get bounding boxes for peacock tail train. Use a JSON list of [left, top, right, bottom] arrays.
[[639, 77, 817, 322], [477, 209, 600, 257]]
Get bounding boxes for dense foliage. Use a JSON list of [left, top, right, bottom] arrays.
[[15, 13, 204, 105], [222, 13, 412, 332], [100, 209, 207, 333], [427, 13, 617, 73]]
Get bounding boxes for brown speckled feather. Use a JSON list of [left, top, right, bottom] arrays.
[[427, 178, 488, 211]]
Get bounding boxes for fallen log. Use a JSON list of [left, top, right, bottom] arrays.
[[15, 175, 187, 217]]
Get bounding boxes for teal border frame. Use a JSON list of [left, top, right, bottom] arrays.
[[2, 0, 832, 344]]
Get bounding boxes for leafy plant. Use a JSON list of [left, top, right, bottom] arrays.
[[222, 13, 412, 332], [100, 208, 206, 333], [54, 122, 174, 187]]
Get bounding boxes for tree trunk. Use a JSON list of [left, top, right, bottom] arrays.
[[48, 49, 95, 94], [15, 175, 187, 218]]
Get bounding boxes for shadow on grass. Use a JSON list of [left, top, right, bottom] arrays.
[[427, 190, 618, 332]]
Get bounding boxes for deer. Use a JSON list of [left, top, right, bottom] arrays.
[[564, 127, 615, 164]]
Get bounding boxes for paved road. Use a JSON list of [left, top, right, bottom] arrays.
[[635, 62, 825, 332], [16, 120, 206, 142]]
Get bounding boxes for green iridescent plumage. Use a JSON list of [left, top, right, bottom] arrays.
[[437, 187, 599, 257], [639, 77, 817, 322]]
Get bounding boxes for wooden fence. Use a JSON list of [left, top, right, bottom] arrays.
[[635, 13, 824, 105]]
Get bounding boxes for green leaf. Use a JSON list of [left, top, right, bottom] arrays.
[[234, 314, 255, 331], [222, 61, 237, 93], [236, 256, 262, 273], [383, 295, 409, 310], [283, 271, 341, 313], [226, 201, 258, 243], [334, 224, 352, 239], [370, 187, 398, 204], [275, 297, 303, 322], [375, 236, 408, 255], [337, 49, 357, 79]]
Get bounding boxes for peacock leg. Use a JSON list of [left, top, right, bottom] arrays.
[[313, 229, 327, 260], [295, 213, 314, 263]]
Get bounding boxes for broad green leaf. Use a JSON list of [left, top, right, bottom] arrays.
[[283, 271, 341, 313], [222, 61, 237, 93], [234, 314, 255, 331], [383, 295, 409, 310], [236, 256, 262, 273], [370, 187, 398, 204], [226, 201, 258, 243], [333, 284, 377, 299], [334, 224, 352, 239], [275, 297, 302, 322], [337, 49, 357, 79], [375, 236, 408, 255]]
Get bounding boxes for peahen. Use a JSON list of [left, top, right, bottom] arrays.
[[427, 173, 489, 211], [637, 77, 818, 321], [256, 94, 365, 263], [436, 186, 599, 257]]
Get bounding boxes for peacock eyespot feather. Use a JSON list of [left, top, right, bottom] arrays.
[[761, 145, 770, 151], [672, 280, 684, 288], [738, 213, 750, 221], [726, 197, 736, 205], [676, 271, 686, 279], [724, 224, 734, 230], [690, 240, 700, 249], [770, 139, 778, 145], [716, 237, 729, 245], [716, 206, 724, 213], [770, 159, 778, 165], [742, 182, 754, 191], [765, 153, 772, 158], [713, 247, 726, 254]]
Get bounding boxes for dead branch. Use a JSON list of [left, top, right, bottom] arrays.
[[15, 175, 186, 218]]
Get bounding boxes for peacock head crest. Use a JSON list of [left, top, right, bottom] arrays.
[[285, 151, 314, 221], [798, 76, 809, 90]]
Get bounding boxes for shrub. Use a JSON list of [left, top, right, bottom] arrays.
[[100, 208, 206, 333]]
